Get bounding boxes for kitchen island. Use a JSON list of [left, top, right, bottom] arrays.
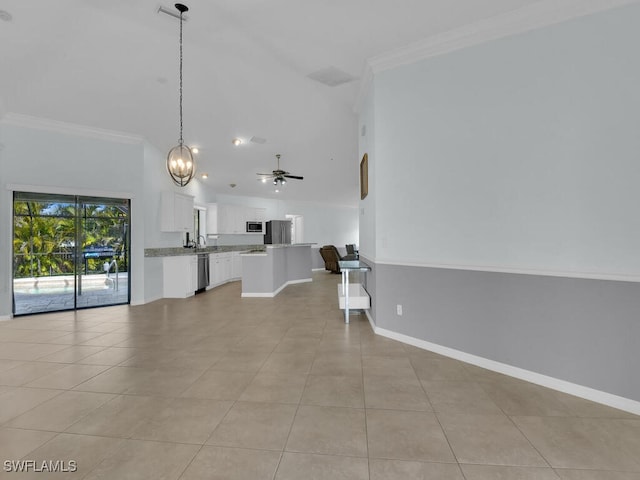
[[241, 243, 315, 297]]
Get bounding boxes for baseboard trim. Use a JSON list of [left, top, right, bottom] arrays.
[[372, 325, 640, 415], [0, 315, 12, 321], [241, 278, 312, 298], [312, 268, 326, 272], [365, 309, 376, 331]]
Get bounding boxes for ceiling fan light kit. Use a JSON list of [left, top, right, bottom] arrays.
[[166, 3, 196, 187], [257, 154, 304, 190]]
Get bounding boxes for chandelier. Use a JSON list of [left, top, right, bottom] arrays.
[[166, 3, 195, 187]]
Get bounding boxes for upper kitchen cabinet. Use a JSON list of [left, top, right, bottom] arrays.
[[207, 204, 267, 235], [251, 208, 266, 223], [206, 203, 218, 235], [160, 191, 194, 232], [220, 204, 244, 234]]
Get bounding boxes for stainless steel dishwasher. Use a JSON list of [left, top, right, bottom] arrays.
[[196, 253, 210, 293]]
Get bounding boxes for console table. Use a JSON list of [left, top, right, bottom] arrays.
[[337, 260, 371, 324]]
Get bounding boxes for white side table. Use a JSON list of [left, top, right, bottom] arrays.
[[338, 260, 371, 324]]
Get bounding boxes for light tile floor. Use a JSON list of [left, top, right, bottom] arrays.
[[0, 271, 639, 479]]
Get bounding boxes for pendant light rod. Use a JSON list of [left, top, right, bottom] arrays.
[[166, 3, 195, 187], [177, 3, 187, 145]]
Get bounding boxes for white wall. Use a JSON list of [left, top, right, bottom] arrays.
[[372, 4, 640, 280], [215, 194, 358, 269], [358, 83, 376, 262], [0, 119, 145, 315], [0, 118, 220, 313], [215, 194, 358, 248]]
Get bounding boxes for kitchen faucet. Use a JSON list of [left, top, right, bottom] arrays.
[[197, 235, 206, 247]]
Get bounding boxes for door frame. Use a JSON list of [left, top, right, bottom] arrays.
[[7, 184, 136, 317]]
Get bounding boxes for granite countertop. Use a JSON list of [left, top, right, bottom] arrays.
[[144, 245, 266, 257], [265, 243, 317, 249], [240, 250, 269, 256]]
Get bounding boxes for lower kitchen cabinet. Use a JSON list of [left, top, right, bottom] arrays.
[[208, 252, 242, 288], [163, 255, 197, 298]]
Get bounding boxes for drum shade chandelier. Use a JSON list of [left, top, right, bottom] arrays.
[[166, 3, 195, 187]]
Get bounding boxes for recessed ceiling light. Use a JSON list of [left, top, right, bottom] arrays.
[[232, 138, 242, 146], [275, 189, 280, 193], [201, 173, 208, 179], [191, 147, 199, 154]]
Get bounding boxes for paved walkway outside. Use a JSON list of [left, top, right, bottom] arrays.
[[13, 274, 129, 315]]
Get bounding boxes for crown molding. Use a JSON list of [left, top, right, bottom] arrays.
[[354, 0, 638, 109], [1, 112, 143, 145], [368, 0, 638, 73]]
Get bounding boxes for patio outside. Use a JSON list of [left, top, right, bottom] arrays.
[[13, 272, 129, 315]]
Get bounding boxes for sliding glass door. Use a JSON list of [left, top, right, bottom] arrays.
[[12, 192, 130, 315]]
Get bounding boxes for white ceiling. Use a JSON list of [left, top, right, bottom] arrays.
[[0, 0, 610, 206]]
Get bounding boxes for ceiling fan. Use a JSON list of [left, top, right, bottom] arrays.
[[257, 154, 304, 186]]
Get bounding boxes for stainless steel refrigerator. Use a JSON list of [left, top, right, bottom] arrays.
[[264, 220, 291, 244]]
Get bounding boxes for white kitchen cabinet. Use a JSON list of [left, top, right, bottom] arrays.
[[230, 206, 245, 234], [163, 255, 197, 298], [221, 253, 232, 281], [212, 253, 221, 284], [214, 205, 231, 234], [216, 205, 228, 234], [208, 252, 235, 287], [208, 204, 267, 234], [257, 208, 266, 222], [206, 203, 218, 235], [210, 253, 225, 286], [160, 191, 194, 232]]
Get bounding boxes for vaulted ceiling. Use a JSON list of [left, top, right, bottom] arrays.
[[0, 0, 624, 206]]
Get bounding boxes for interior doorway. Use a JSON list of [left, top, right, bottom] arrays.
[[12, 191, 131, 315], [285, 214, 304, 244]]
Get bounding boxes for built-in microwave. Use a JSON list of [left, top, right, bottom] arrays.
[[246, 221, 263, 233]]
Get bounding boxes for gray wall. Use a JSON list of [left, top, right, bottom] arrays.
[[375, 263, 640, 401]]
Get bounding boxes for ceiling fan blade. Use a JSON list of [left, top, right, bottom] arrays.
[[256, 173, 275, 176], [283, 175, 303, 180]]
